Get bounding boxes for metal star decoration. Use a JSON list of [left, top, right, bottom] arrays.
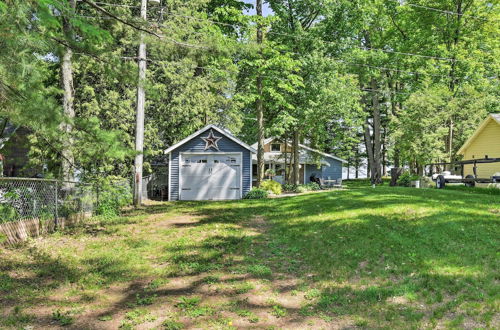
[[201, 130, 222, 151]]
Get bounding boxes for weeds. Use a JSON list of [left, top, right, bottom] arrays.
[[52, 309, 74, 326]]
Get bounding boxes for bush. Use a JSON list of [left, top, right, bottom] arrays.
[[95, 177, 132, 217], [260, 180, 282, 195], [303, 182, 321, 191], [0, 204, 18, 224], [295, 185, 308, 193], [397, 171, 420, 187], [244, 188, 268, 199], [282, 182, 320, 193], [282, 183, 296, 192]]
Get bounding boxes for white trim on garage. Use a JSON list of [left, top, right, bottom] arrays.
[[179, 152, 243, 200], [249, 151, 253, 191], [168, 152, 172, 201], [164, 125, 257, 155]]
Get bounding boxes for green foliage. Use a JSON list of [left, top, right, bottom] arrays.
[[121, 308, 156, 328], [0, 204, 18, 223], [247, 264, 272, 278], [302, 182, 321, 191], [281, 183, 296, 192], [244, 188, 268, 199], [135, 293, 156, 306], [163, 319, 184, 330], [175, 296, 201, 310], [270, 304, 287, 318], [95, 177, 132, 217], [260, 180, 282, 195], [3, 307, 33, 327], [282, 183, 320, 193], [295, 185, 308, 193], [397, 172, 420, 187], [52, 309, 74, 326]]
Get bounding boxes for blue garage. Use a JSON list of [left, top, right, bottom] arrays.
[[164, 125, 256, 201]]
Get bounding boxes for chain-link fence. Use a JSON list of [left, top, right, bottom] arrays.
[[0, 177, 134, 244], [0, 178, 94, 224]]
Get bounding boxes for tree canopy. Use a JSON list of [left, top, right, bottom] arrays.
[[0, 0, 498, 182]]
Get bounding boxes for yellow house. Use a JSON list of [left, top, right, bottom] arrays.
[[457, 114, 500, 178]]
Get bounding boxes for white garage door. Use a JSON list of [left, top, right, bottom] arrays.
[[180, 153, 241, 200]]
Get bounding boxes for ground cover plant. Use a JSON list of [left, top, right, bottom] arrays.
[[0, 185, 498, 328]]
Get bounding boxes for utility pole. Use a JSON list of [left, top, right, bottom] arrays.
[[134, 0, 148, 206], [256, 0, 265, 187]]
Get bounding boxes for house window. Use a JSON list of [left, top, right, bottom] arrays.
[[271, 143, 281, 152]]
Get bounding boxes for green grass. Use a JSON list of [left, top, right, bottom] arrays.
[[0, 185, 498, 328]]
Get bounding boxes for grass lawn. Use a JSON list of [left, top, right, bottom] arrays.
[[1, 184, 499, 329]]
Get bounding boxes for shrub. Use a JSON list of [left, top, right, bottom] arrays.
[[303, 182, 321, 191], [295, 185, 308, 193], [282, 183, 296, 192], [0, 204, 18, 224], [260, 180, 282, 195], [281, 183, 320, 193], [95, 177, 132, 217], [244, 188, 268, 199], [397, 171, 420, 187]]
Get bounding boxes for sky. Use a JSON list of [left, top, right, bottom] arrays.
[[243, 0, 273, 17]]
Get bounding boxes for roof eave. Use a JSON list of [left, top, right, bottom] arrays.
[[298, 144, 348, 163], [164, 124, 256, 154]]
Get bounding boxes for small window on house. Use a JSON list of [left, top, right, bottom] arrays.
[[214, 159, 220, 163], [197, 159, 207, 163], [271, 143, 281, 152]]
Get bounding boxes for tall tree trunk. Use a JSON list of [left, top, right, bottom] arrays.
[[362, 32, 382, 184], [394, 147, 400, 168], [363, 119, 375, 183], [293, 129, 300, 185], [255, 0, 265, 187], [284, 135, 288, 184], [444, 1, 462, 162], [448, 118, 454, 162], [60, 0, 76, 183], [371, 79, 382, 184], [389, 80, 401, 169], [382, 127, 387, 176]]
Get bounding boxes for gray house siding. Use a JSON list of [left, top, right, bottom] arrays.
[[169, 129, 252, 201], [304, 159, 343, 182], [321, 158, 343, 180], [305, 164, 322, 182]]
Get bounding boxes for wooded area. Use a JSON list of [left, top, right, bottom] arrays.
[[0, 0, 498, 187]]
